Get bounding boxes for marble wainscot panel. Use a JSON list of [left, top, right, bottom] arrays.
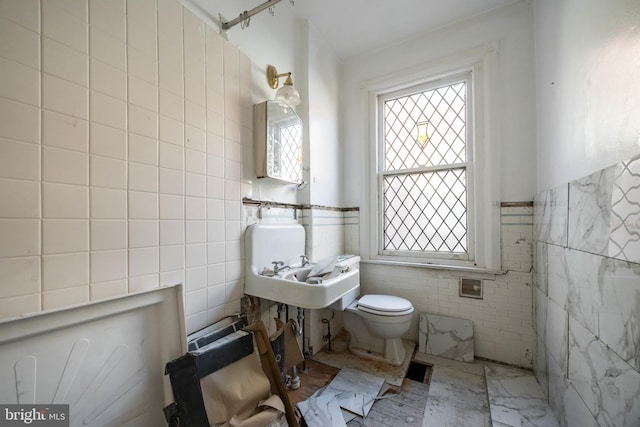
[[534, 185, 569, 246], [568, 317, 640, 427], [321, 367, 385, 417], [485, 363, 560, 427], [533, 241, 548, 294], [418, 312, 474, 362], [423, 365, 491, 426], [597, 257, 640, 372], [568, 155, 640, 264], [297, 392, 346, 427], [565, 249, 601, 336]]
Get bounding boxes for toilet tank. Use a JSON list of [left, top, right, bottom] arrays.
[[328, 255, 361, 310]]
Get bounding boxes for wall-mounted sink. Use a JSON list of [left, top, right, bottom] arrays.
[[244, 224, 360, 309]]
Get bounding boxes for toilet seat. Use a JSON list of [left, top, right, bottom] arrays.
[[357, 294, 414, 316]]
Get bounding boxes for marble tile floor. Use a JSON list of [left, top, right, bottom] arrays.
[[299, 348, 561, 427]]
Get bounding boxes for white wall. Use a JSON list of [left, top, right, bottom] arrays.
[[535, 0, 640, 192], [184, 0, 343, 207], [341, 0, 537, 209]]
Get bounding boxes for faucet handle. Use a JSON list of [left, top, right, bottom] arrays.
[[272, 261, 284, 273], [300, 255, 310, 266]]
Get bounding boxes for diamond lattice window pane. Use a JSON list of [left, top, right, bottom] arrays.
[[383, 169, 467, 253], [267, 122, 302, 183], [384, 82, 466, 171]]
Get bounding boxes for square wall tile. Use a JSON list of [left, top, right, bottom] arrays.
[[186, 173, 206, 197], [0, 17, 39, 69], [90, 249, 127, 283], [0, 57, 40, 106], [128, 247, 159, 277], [159, 141, 183, 170], [43, 74, 88, 120], [0, 179, 39, 218], [128, 45, 158, 85], [90, 279, 127, 301], [43, 110, 88, 152], [0, 256, 40, 298], [160, 269, 184, 287], [90, 91, 126, 129], [129, 191, 158, 219], [185, 125, 205, 152], [42, 3, 87, 53], [159, 88, 183, 121], [160, 245, 184, 272], [43, 37, 88, 87], [129, 274, 159, 293], [160, 220, 184, 246], [186, 149, 206, 174], [159, 167, 184, 195], [159, 115, 183, 146], [186, 196, 206, 220], [90, 155, 126, 189], [43, 183, 88, 219], [185, 267, 206, 292], [128, 162, 158, 193], [89, 187, 125, 219], [90, 58, 126, 101], [0, 98, 40, 143], [90, 123, 126, 159], [160, 194, 184, 220], [43, 285, 90, 311], [186, 221, 206, 244], [0, 138, 40, 181], [128, 104, 157, 138], [89, 26, 125, 71], [207, 263, 224, 286], [0, 0, 40, 33], [43, 146, 88, 185], [89, 0, 125, 42], [42, 252, 89, 290], [129, 220, 159, 248], [129, 134, 158, 166], [186, 243, 206, 268], [42, 219, 89, 254], [90, 219, 126, 251], [128, 75, 158, 111], [0, 293, 40, 320]]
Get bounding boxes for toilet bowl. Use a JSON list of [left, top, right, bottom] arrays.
[[341, 294, 414, 366]]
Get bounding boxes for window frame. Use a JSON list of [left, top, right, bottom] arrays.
[[365, 43, 501, 271], [377, 72, 475, 263]]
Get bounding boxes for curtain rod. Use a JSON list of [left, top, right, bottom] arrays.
[[221, 0, 284, 30]]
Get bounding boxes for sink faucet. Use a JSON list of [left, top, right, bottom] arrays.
[[272, 261, 290, 274], [300, 255, 310, 267]]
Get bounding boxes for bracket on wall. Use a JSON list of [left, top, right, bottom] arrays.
[[221, 0, 294, 31]]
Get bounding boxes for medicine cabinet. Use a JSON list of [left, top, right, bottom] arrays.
[[254, 100, 303, 184]]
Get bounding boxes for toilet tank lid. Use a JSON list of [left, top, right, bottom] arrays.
[[358, 294, 413, 312]]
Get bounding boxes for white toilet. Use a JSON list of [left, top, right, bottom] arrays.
[[333, 289, 414, 366]]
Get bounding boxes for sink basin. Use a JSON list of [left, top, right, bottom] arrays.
[[244, 223, 361, 309], [245, 266, 360, 309]]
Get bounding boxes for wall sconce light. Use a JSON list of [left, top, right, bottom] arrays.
[[267, 64, 301, 106], [416, 121, 430, 146]]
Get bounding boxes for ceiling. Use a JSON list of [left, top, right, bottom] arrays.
[[194, 0, 519, 60]]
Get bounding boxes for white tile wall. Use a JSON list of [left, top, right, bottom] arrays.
[[0, 0, 252, 333]]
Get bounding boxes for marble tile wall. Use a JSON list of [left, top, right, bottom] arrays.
[[533, 155, 640, 427]]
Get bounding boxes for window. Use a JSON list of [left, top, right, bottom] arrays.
[[378, 73, 473, 263], [367, 45, 501, 270]]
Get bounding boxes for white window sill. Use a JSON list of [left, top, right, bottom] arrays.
[[360, 258, 506, 279]]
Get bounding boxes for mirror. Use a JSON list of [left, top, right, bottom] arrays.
[[254, 100, 303, 184]]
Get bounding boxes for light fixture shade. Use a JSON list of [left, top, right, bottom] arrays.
[[275, 84, 301, 106]]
